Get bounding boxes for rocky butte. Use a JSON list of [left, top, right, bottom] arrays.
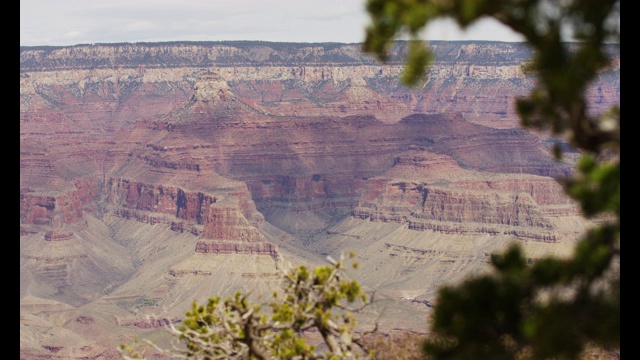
[[20, 41, 619, 358]]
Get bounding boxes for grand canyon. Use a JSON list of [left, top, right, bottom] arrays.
[[20, 41, 620, 358]]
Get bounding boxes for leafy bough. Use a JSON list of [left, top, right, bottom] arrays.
[[119, 252, 376, 360]]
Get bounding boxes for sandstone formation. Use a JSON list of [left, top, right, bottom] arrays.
[[353, 150, 581, 242], [20, 41, 618, 357], [20, 41, 619, 129]]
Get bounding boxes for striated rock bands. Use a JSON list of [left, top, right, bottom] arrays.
[[44, 228, 75, 241], [20, 178, 97, 227], [201, 200, 265, 242], [106, 175, 277, 256], [353, 150, 581, 241], [195, 241, 279, 261], [107, 178, 218, 224], [21, 41, 618, 129], [353, 183, 559, 242], [19, 41, 618, 357]]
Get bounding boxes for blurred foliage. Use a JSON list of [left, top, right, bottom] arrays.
[[119, 253, 376, 359], [364, 0, 619, 359]]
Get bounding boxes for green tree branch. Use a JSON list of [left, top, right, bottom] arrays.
[[363, 1, 619, 358]]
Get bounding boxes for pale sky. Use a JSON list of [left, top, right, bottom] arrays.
[[20, 0, 526, 47]]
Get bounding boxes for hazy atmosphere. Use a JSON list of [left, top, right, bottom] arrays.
[[20, 0, 526, 46]]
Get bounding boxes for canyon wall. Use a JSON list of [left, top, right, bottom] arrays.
[[20, 41, 618, 357], [20, 39, 618, 283], [21, 41, 620, 129]]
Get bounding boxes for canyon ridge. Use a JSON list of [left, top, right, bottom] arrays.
[[20, 41, 620, 359]]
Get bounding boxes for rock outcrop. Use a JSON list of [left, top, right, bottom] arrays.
[[20, 178, 97, 227], [352, 150, 580, 242], [105, 166, 278, 260]]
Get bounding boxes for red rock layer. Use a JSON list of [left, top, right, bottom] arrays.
[[201, 200, 264, 241], [20, 178, 97, 227], [105, 174, 279, 258], [356, 184, 551, 226], [196, 199, 279, 260], [107, 178, 219, 224], [353, 150, 580, 242]]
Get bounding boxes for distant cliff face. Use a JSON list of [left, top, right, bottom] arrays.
[[20, 41, 620, 129], [19, 40, 619, 256], [19, 39, 619, 280], [20, 41, 618, 357]]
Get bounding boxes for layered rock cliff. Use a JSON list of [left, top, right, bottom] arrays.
[[353, 150, 580, 242], [20, 41, 619, 129]]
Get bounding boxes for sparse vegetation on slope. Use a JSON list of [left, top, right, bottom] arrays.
[[120, 253, 376, 359]]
